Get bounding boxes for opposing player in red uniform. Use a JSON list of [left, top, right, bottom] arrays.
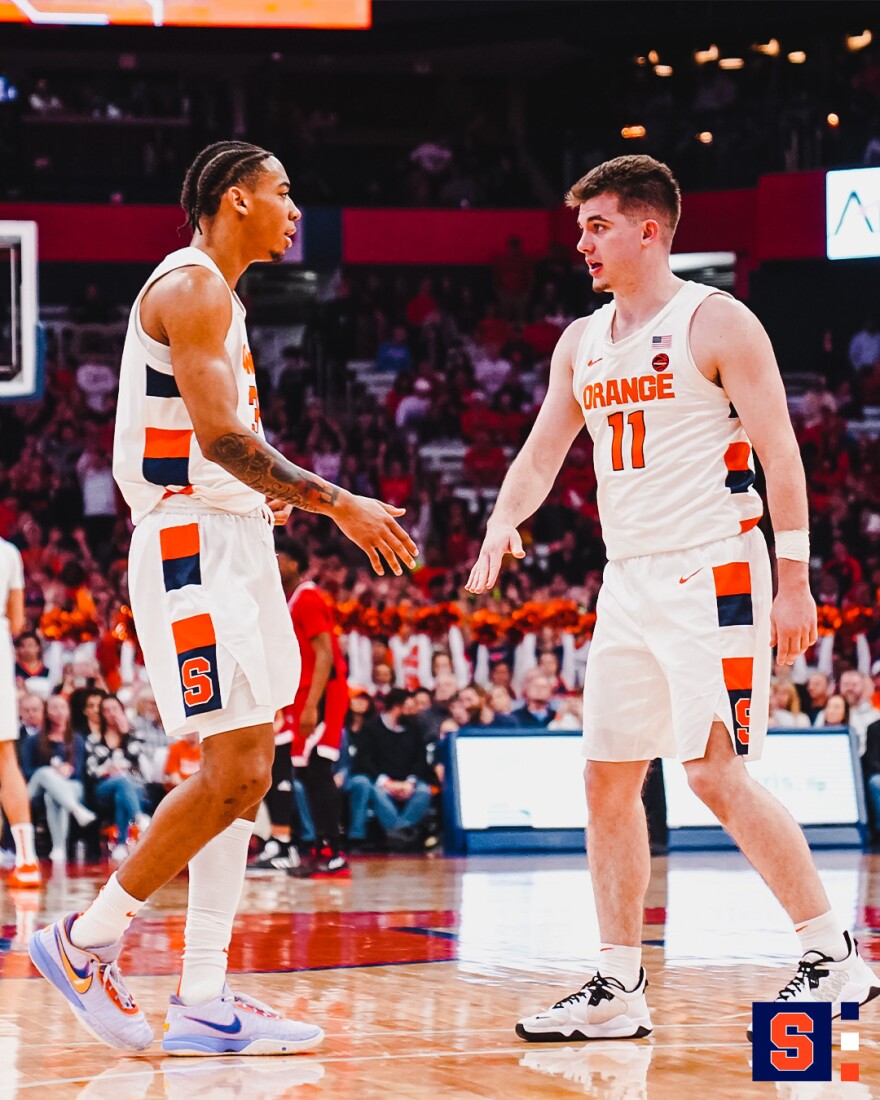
[[277, 537, 350, 877]]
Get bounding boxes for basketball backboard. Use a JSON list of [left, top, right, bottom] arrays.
[[0, 219, 42, 401]]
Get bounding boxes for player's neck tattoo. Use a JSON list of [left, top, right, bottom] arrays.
[[207, 431, 341, 512]]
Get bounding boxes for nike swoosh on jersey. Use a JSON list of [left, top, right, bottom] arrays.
[[679, 569, 702, 584], [56, 928, 93, 994], [587, 357, 603, 367], [182, 1013, 243, 1034]]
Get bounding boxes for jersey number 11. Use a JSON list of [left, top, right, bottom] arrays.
[[608, 410, 646, 471]]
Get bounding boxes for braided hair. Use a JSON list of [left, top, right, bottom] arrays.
[[180, 140, 274, 234]]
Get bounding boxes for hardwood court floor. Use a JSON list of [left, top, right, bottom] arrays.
[[1, 849, 878, 1099]]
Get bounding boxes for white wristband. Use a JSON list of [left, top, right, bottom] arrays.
[[774, 529, 810, 563]]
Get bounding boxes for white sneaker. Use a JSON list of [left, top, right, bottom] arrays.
[[162, 985, 324, 1056], [49, 848, 67, 863], [516, 970, 653, 1042], [72, 805, 97, 829], [28, 913, 154, 1050], [748, 931, 880, 1040], [110, 844, 129, 864]]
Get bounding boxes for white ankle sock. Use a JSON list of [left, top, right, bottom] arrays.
[[597, 943, 642, 990], [70, 872, 146, 949], [178, 818, 254, 1006], [795, 910, 848, 962], [11, 823, 36, 867]]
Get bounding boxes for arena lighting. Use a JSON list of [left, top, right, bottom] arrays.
[[846, 29, 872, 51], [635, 55, 648, 66], [621, 125, 647, 139], [0, 0, 372, 28], [753, 38, 781, 57], [788, 51, 807, 64], [696, 131, 713, 144], [647, 50, 660, 64], [694, 44, 719, 65], [654, 64, 673, 77], [828, 113, 840, 128], [718, 57, 744, 70]]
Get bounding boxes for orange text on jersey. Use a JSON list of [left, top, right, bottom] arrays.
[[581, 372, 675, 411]]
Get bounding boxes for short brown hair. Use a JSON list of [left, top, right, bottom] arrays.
[[566, 155, 681, 239]]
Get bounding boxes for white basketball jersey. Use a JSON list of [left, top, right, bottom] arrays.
[[0, 537, 24, 637], [113, 247, 265, 525], [572, 281, 763, 561]]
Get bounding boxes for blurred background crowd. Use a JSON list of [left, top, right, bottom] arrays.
[[2, 2, 880, 867], [3, 245, 880, 862]]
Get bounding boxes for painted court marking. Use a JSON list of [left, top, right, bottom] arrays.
[[15, 1042, 757, 1090]]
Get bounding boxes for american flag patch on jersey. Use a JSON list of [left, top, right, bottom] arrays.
[[651, 334, 672, 348]]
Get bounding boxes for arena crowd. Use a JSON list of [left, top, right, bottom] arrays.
[[1, 244, 880, 868]]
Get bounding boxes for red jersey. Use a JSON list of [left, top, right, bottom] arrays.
[[288, 581, 347, 690]]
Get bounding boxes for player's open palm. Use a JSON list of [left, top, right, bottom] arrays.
[[466, 523, 525, 594], [770, 588, 817, 666], [333, 495, 419, 576]]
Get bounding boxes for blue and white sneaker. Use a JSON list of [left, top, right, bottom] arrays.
[[28, 913, 153, 1051], [162, 985, 324, 1056]]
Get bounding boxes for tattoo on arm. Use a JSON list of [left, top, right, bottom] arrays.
[[207, 431, 342, 512]]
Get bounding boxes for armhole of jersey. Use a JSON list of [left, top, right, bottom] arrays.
[[684, 288, 735, 398], [134, 261, 234, 366], [571, 314, 595, 386]]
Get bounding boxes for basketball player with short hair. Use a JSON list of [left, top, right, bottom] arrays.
[[0, 535, 41, 888], [467, 155, 879, 1041], [30, 141, 418, 1055], [276, 535, 350, 878]]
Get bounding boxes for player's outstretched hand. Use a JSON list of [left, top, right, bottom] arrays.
[[465, 523, 525, 594], [333, 495, 419, 576]]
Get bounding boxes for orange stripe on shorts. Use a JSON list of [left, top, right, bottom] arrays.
[[722, 656, 753, 692], [739, 516, 760, 533], [171, 613, 216, 654], [144, 426, 192, 459], [159, 523, 200, 562], [713, 562, 751, 597], [724, 442, 751, 470]]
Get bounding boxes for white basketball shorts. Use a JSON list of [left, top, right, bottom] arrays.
[[128, 501, 300, 740], [582, 527, 772, 763], [0, 632, 18, 742]]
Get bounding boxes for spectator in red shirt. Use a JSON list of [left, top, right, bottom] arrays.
[[493, 237, 534, 321], [824, 539, 863, 599], [378, 452, 415, 508], [522, 311, 564, 360], [476, 302, 512, 351], [405, 278, 438, 328], [277, 536, 350, 878], [460, 390, 501, 443], [493, 391, 528, 446], [463, 429, 507, 488]]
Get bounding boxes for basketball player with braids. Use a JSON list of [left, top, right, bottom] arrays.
[[30, 141, 419, 1055], [468, 156, 879, 1042]]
